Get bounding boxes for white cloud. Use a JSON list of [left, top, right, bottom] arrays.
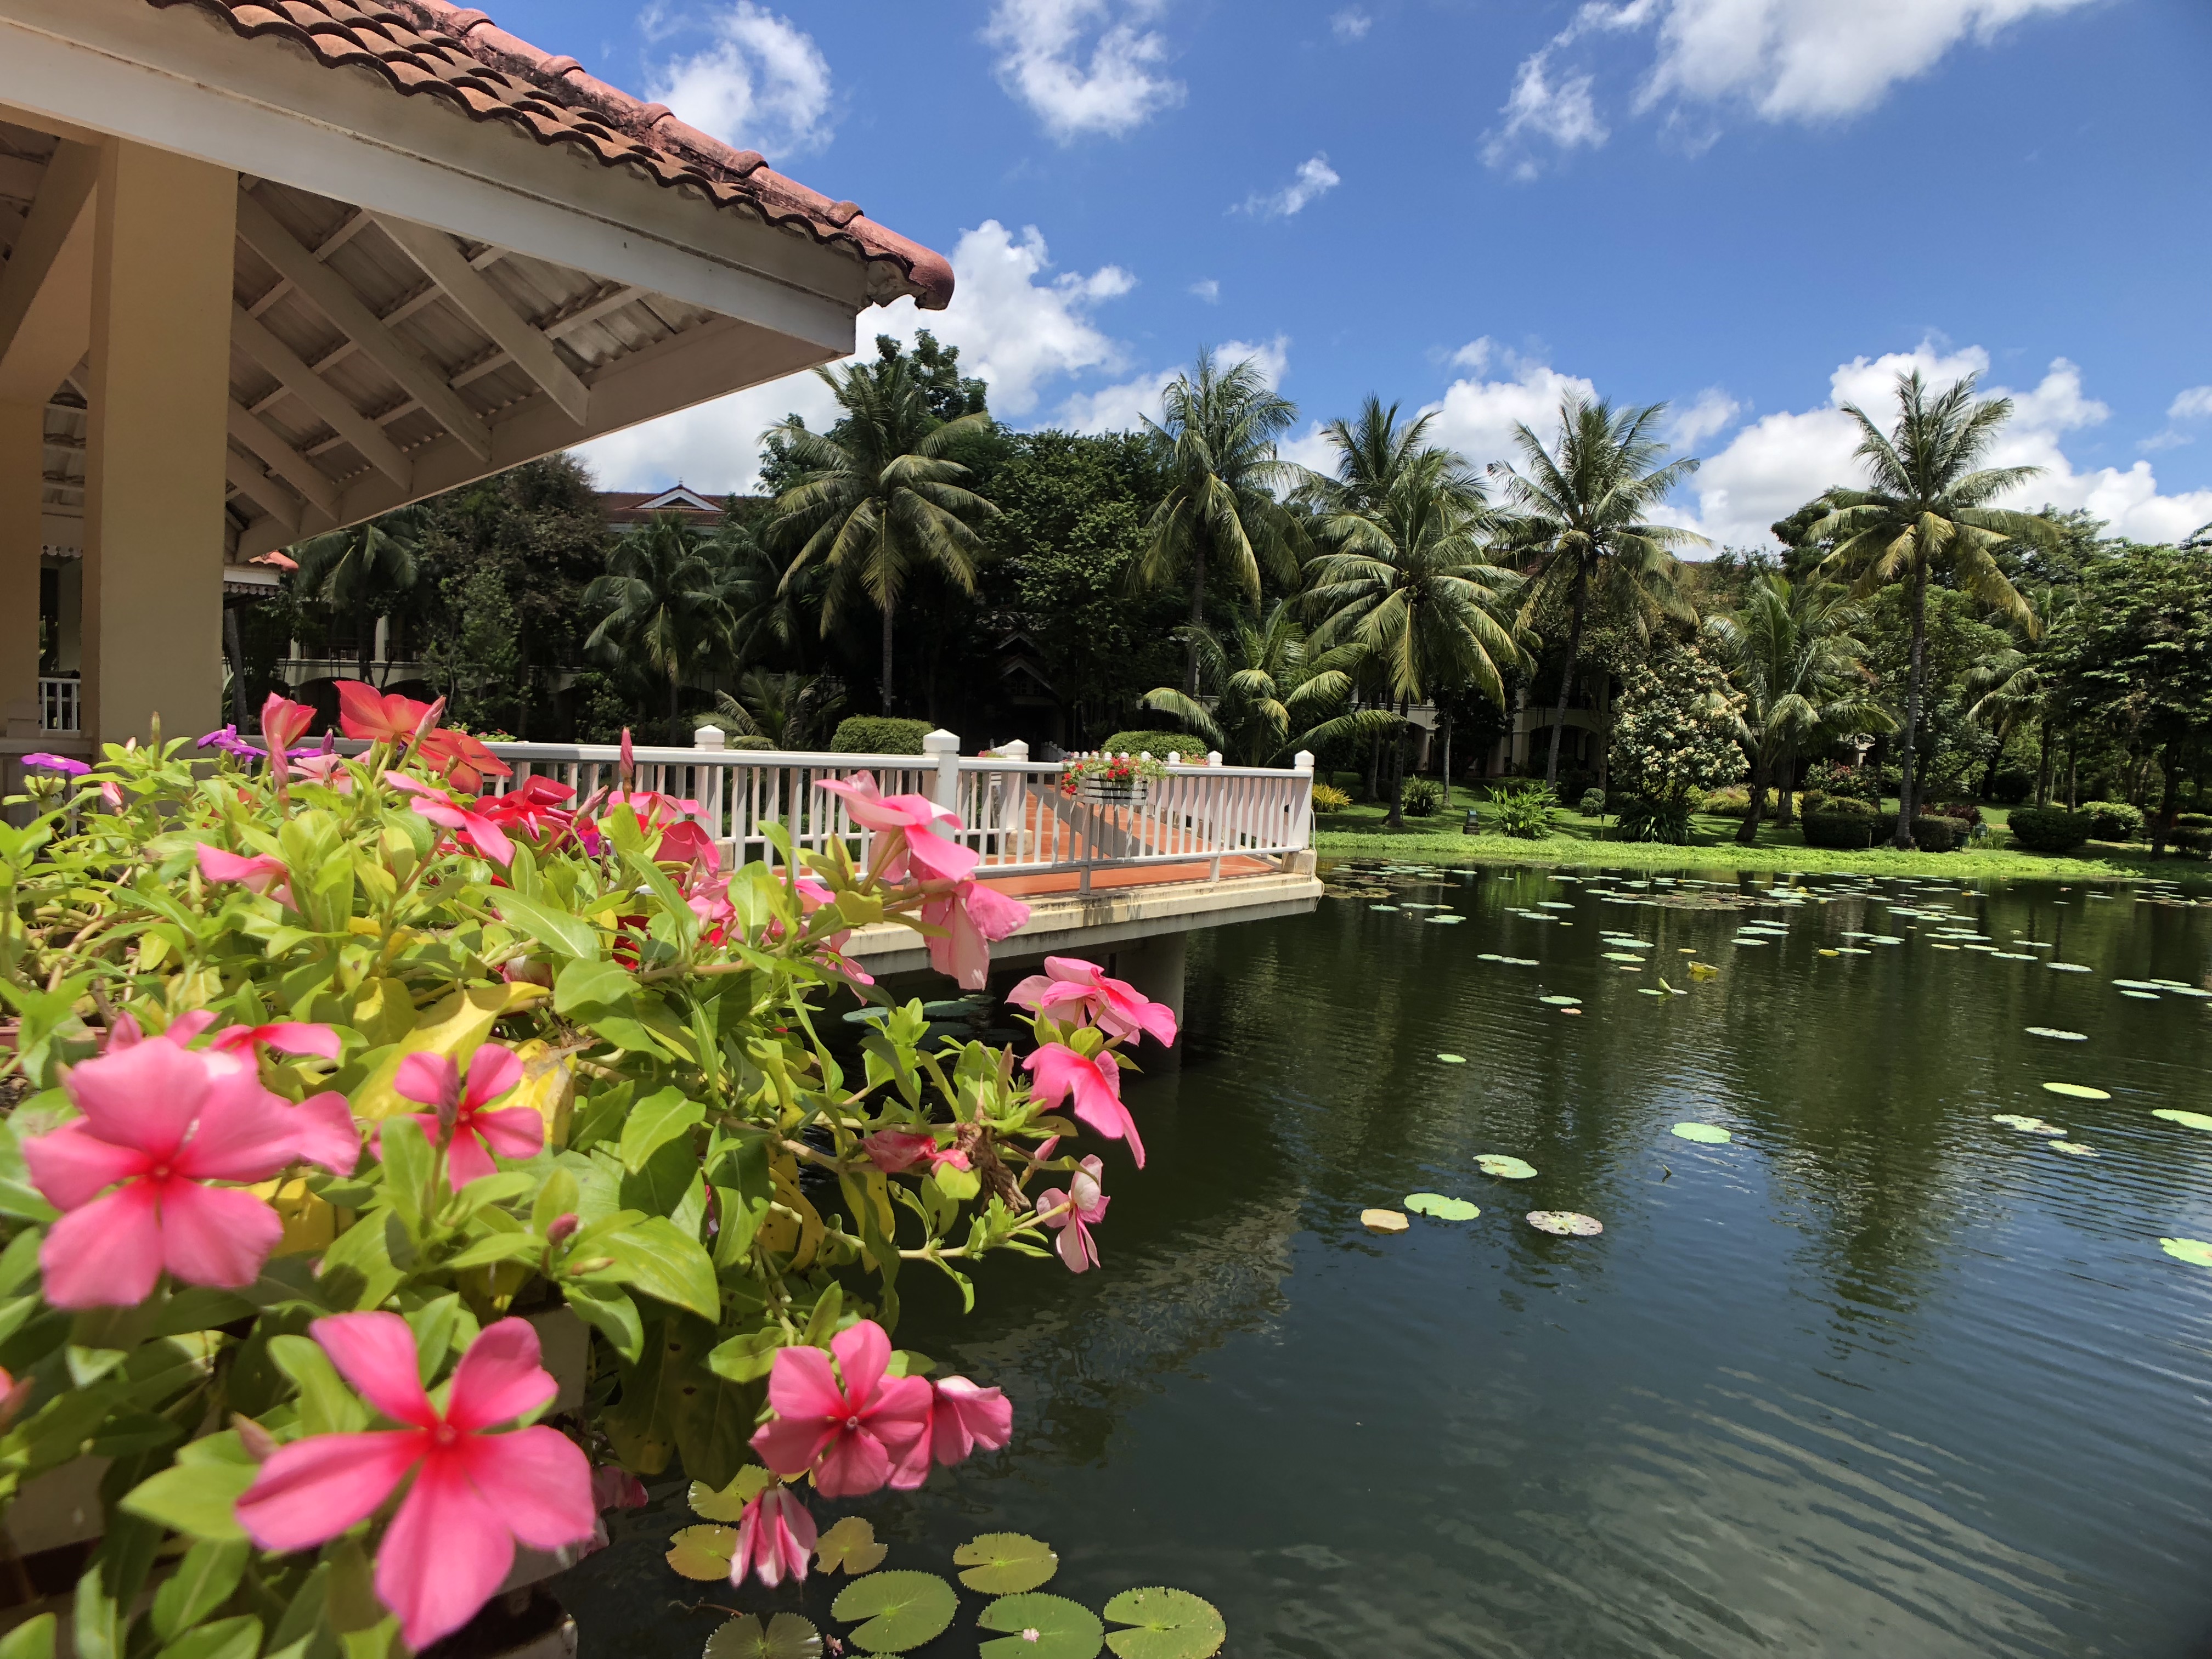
[[984, 0, 1185, 141], [1669, 387, 1742, 448], [1421, 342, 1602, 476], [1188, 278, 1221, 302], [647, 2, 835, 159], [577, 221, 1137, 490], [2169, 386, 2212, 421], [1236, 154, 1341, 218], [1331, 8, 1373, 41], [1481, 52, 1606, 177], [1057, 335, 1291, 435]]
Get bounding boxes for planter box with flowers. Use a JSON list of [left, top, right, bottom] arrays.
[[0, 687, 1225, 1659], [1060, 753, 1170, 805]]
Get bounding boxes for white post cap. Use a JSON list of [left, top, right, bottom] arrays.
[[1207, 751, 1223, 766], [695, 725, 726, 751], [1294, 750, 1316, 771], [1000, 738, 1030, 760], [923, 729, 961, 755]]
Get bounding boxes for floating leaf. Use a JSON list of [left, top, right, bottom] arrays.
[[1526, 1211, 1604, 1237], [955, 1533, 1059, 1594], [691, 1467, 775, 1521], [2047, 1141, 2099, 1157], [1359, 1209, 1409, 1234], [1370, 905, 1400, 912], [1687, 963, 1719, 979], [706, 1613, 822, 1659], [979, 1594, 1106, 1659], [2048, 962, 2091, 972], [1602, 952, 1645, 963], [1671, 1123, 1731, 1144], [1404, 1193, 1481, 1220], [2160, 1237, 2212, 1266], [1539, 995, 1582, 1007], [1991, 1114, 2066, 1136], [2025, 1028, 2087, 1041], [831, 1571, 959, 1655], [2042, 1082, 2112, 1101], [1475, 1154, 1537, 1180], [2154, 1109, 2212, 1132], [1102, 1588, 1227, 1659], [2120, 989, 2160, 1001], [817, 1516, 888, 1576], [1436, 1053, 1468, 1064], [666, 1524, 736, 1581], [2112, 979, 2164, 991]]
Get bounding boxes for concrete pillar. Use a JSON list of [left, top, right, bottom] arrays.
[[81, 139, 236, 748], [54, 559, 81, 673], [1109, 932, 1186, 1039], [0, 403, 40, 735]]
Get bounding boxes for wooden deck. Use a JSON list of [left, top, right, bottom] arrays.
[[979, 855, 1279, 899]]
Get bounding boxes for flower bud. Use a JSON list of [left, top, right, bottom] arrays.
[[545, 1212, 579, 1245], [233, 1413, 280, 1464]]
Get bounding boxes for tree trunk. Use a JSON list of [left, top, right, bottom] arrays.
[[1385, 697, 1408, 830], [1182, 549, 1207, 696], [2150, 740, 2183, 856], [667, 673, 682, 745], [223, 605, 247, 729], [1441, 717, 1453, 815], [1545, 563, 1589, 788], [1893, 562, 1929, 847], [2065, 734, 2078, 809], [1776, 749, 1797, 826], [879, 602, 896, 716], [2035, 716, 2053, 806], [1738, 749, 1771, 844], [357, 607, 377, 686], [1594, 669, 1612, 794], [1364, 726, 1381, 803]]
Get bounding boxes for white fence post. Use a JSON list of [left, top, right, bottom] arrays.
[[695, 725, 725, 751], [926, 729, 962, 817], [1289, 749, 1317, 867]]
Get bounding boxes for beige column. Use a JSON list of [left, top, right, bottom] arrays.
[[0, 403, 40, 736], [81, 139, 236, 749]]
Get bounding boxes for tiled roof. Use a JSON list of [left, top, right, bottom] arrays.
[[148, 0, 953, 310]]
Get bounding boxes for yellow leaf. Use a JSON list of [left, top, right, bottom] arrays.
[[815, 1515, 887, 1575], [665, 1524, 737, 1581], [507, 1039, 575, 1150], [349, 983, 550, 1122], [758, 1156, 825, 1269], [249, 1176, 338, 1256]]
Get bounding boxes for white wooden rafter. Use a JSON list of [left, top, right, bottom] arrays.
[[226, 399, 338, 518], [229, 304, 413, 488], [223, 448, 300, 535]]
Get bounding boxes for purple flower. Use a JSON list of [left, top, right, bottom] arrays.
[[22, 754, 88, 777], [196, 726, 263, 762]]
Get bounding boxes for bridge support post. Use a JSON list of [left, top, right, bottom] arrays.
[[1108, 932, 1186, 1039]]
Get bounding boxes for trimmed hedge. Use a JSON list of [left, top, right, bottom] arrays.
[[2008, 806, 2092, 853], [1928, 800, 1983, 828], [1098, 729, 1209, 760], [1874, 813, 1960, 851], [2080, 800, 2143, 841], [1802, 808, 1874, 849], [724, 735, 777, 752], [830, 716, 934, 755]]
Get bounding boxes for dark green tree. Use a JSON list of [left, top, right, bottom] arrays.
[[290, 506, 427, 686], [583, 512, 739, 742]]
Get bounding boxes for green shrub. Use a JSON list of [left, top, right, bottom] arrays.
[[1098, 730, 1207, 760], [2080, 800, 2143, 841], [1802, 809, 1875, 849], [1402, 777, 1442, 817], [1483, 780, 1557, 839], [1613, 794, 1696, 844], [722, 734, 777, 752], [1802, 760, 1878, 803], [2008, 806, 2092, 853], [1577, 787, 1607, 818], [1311, 782, 1352, 812], [1928, 799, 1983, 828], [1874, 813, 1959, 851], [1703, 786, 1753, 817], [830, 716, 934, 755]]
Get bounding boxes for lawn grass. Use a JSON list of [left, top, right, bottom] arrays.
[[1312, 789, 2204, 884]]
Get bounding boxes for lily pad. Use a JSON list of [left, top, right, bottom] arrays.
[[2120, 990, 2161, 1001], [2048, 962, 2091, 972], [1404, 1193, 1481, 1221], [2153, 1109, 2212, 1132], [2113, 979, 2164, 991], [980, 1594, 1105, 1659], [1436, 1053, 1468, 1064], [690, 1468, 774, 1522], [1370, 905, 1400, 912], [706, 1613, 822, 1659], [2042, 1082, 2113, 1101], [1992, 1114, 2066, 1135], [956, 1533, 1060, 1594], [1102, 1588, 1227, 1659], [2047, 1141, 2099, 1156], [1601, 952, 1645, 962], [2025, 1028, 2087, 1041], [832, 1571, 959, 1655], [817, 1516, 889, 1576], [1360, 1209, 1409, 1234], [2160, 1237, 2212, 1266], [1476, 1154, 1538, 1180], [1671, 1123, 1732, 1144], [1476, 952, 1505, 962], [1539, 995, 1582, 1007], [666, 1524, 736, 1581], [1526, 1210, 1604, 1237]]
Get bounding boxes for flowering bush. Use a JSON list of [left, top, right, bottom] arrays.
[[0, 685, 1200, 1657], [1059, 753, 1169, 794], [1609, 644, 1747, 817]]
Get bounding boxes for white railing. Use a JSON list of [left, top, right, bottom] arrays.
[[38, 678, 79, 732]]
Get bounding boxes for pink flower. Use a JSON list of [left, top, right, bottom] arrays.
[[919, 881, 1030, 990], [860, 1129, 969, 1176], [888, 1375, 1016, 1487], [386, 774, 514, 866], [336, 681, 436, 747], [234, 1314, 595, 1652], [750, 1321, 932, 1499], [815, 774, 973, 884], [731, 1486, 817, 1589], [418, 726, 512, 793], [288, 753, 353, 793], [654, 819, 719, 873], [208, 1022, 342, 1064], [196, 843, 292, 907], [393, 1046, 543, 1188], [1008, 957, 1177, 1047], [260, 692, 315, 760], [0, 1367, 32, 1431], [1023, 1044, 1145, 1169], [618, 727, 636, 791], [591, 1464, 648, 1512], [21, 1039, 306, 1307], [1037, 1154, 1109, 1272]]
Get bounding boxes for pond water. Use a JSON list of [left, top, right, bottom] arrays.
[[567, 866, 2212, 1659]]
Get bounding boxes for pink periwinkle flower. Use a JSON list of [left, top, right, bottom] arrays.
[[288, 753, 354, 793], [750, 1321, 932, 1499], [1023, 1043, 1145, 1169], [1008, 957, 1177, 1047], [259, 692, 315, 761], [21, 753, 88, 777], [731, 1486, 817, 1589], [860, 1129, 967, 1176], [196, 843, 293, 907], [22, 1039, 334, 1307], [889, 1374, 1016, 1488], [393, 1046, 543, 1188], [386, 773, 515, 865], [207, 1022, 342, 1064], [1037, 1155, 1109, 1273], [234, 1314, 595, 1652], [815, 773, 974, 885], [920, 880, 1030, 990], [591, 1463, 647, 1511]]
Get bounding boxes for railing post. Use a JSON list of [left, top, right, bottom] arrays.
[[1289, 749, 1316, 865], [695, 725, 725, 751], [926, 729, 961, 818]]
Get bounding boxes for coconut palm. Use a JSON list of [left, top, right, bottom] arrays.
[[1705, 573, 1893, 843], [583, 512, 738, 743], [1797, 369, 2059, 844], [1136, 349, 1306, 695], [1138, 601, 1386, 768], [1488, 397, 1705, 787], [764, 354, 997, 715], [1302, 405, 1526, 827], [290, 505, 427, 688], [1965, 584, 2074, 804], [712, 668, 843, 751]]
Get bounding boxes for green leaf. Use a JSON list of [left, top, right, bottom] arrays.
[[706, 1327, 784, 1385], [492, 891, 600, 960], [0, 1614, 56, 1659], [1670, 1123, 1733, 1144], [601, 1218, 719, 1319], [955, 1533, 1058, 1594], [1101, 1588, 1226, 1659], [831, 1572, 958, 1655], [442, 1232, 545, 1272], [815, 1515, 888, 1575], [979, 1594, 1105, 1659], [665, 1524, 736, 1581], [1435, 1053, 1467, 1065], [2153, 1109, 2212, 1132], [2160, 1237, 2212, 1266], [1403, 1193, 1480, 1221], [154, 1613, 261, 1659], [689, 1466, 774, 1522], [554, 956, 634, 1015], [1474, 1155, 1537, 1180], [2025, 1026, 2087, 1041], [2042, 1082, 2111, 1100], [1526, 1210, 1604, 1237], [703, 1613, 821, 1659], [619, 1087, 705, 1175], [268, 1335, 369, 1435], [117, 1462, 255, 1542], [562, 1281, 644, 1365], [151, 1539, 250, 1641]]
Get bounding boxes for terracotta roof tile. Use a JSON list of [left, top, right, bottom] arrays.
[[150, 0, 952, 308]]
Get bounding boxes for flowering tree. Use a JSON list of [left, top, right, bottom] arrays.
[[1607, 642, 1748, 840], [0, 685, 1202, 1657]]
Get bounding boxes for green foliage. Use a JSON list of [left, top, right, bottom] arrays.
[[1802, 805, 1875, 849], [1099, 731, 1204, 760], [1576, 787, 1607, 817], [1802, 760, 1878, 802], [1311, 783, 1353, 813], [1101, 1588, 1226, 1659], [1401, 778, 1442, 817], [1609, 642, 1748, 805], [2008, 806, 2093, 851], [831, 716, 934, 754], [979, 1594, 1103, 1659], [831, 1571, 959, 1654], [1612, 794, 1697, 844], [955, 1533, 1060, 1594], [1872, 813, 1960, 851], [1483, 781, 1556, 839]]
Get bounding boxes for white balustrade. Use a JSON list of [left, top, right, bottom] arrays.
[[37, 678, 80, 732]]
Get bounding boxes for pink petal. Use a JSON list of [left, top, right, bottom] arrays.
[[376, 1451, 514, 1651], [455, 1425, 595, 1550], [22, 1121, 150, 1210], [862, 1131, 936, 1174], [922, 893, 990, 991], [930, 1378, 1012, 1465], [172, 1073, 305, 1183], [810, 1426, 893, 1500], [235, 1430, 425, 1551], [289, 1093, 362, 1177], [445, 1319, 558, 1433], [261, 1024, 342, 1061], [963, 882, 1030, 941], [40, 1182, 164, 1308], [901, 826, 980, 884], [831, 1320, 893, 1408], [195, 844, 287, 891], [765, 1344, 848, 1425], [312, 1312, 438, 1429], [157, 1181, 284, 1289], [462, 1046, 523, 1110], [394, 1052, 459, 1111], [470, 1108, 544, 1161], [886, 1415, 935, 1491], [1054, 1218, 1099, 1273], [165, 1010, 222, 1045], [443, 1128, 500, 1190], [462, 815, 515, 866], [749, 1413, 838, 1480], [733, 1488, 817, 1588], [65, 1040, 205, 1159], [1006, 974, 1055, 1013], [857, 1373, 933, 1462]]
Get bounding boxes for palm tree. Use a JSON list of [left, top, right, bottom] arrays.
[[1488, 397, 1704, 787], [1705, 573, 1893, 843], [764, 354, 996, 715], [583, 512, 738, 743], [1965, 584, 2074, 804], [1798, 369, 2060, 844], [1302, 404, 1526, 827], [1138, 601, 1385, 768], [712, 668, 843, 751], [1136, 349, 1306, 695], [291, 505, 427, 688]]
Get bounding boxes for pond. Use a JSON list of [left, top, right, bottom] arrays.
[[565, 865, 2212, 1659]]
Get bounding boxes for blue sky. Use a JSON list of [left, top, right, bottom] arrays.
[[486, 0, 2212, 549]]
